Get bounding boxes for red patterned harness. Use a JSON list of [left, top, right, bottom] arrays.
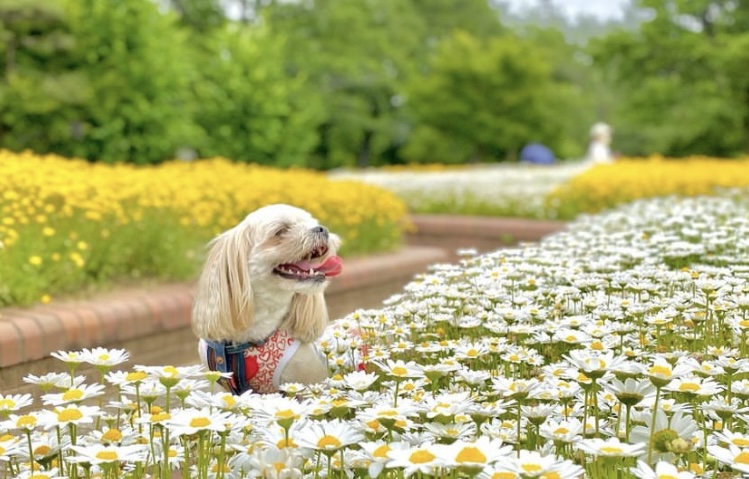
[[203, 329, 301, 394]]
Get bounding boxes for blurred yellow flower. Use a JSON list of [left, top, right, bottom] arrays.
[[548, 156, 749, 218], [0, 149, 407, 307]]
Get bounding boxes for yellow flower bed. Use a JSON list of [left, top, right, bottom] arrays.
[[547, 156, 749, 219], [0, 150, 408, 306]]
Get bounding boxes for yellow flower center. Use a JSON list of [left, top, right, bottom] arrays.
[[98, 354, 110, 361], [455, 446, 487, 464], [601, 446, 623, 455], [492, 473, 518, 479], [554, 427, 569, 435], [657, 475, 677, 479], [33, 445, 51, 457], [168, 448, 178, 458], [366, 419, 381, 430], [391, 366, 408, 376], [151, 412, 171, 422], [222, 395, 236, 408], [126, 371, 147, 382], [102, 429, 123, 442], [373, 444, 390, 458], [317, 435, 342, 449], [275, 409, 297, 419], [522, 464, 542, 473], [679, 383, 700, 392], [0, 399, 16, 409], [189, 417, 211, 428], [466, 349, 479, 357], [732, 438, 749, 447], [649, 365, 672, 377], [62, 389, 84, 401], [379, 410, 398, 417], [591, 341, 604, 351], [276, 438, 297, 449], [409, 450, 436, 464], [95, 450, 119, 461], [17, 415, 37, 428], [163, 366, 179, 378], [735, 451, 749, 464], [57, 408, 83, 422]]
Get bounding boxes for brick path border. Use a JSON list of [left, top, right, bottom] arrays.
[[0, 216, 565, 371]]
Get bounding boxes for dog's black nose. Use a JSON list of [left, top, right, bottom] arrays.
[[311, 225, 328, 238]]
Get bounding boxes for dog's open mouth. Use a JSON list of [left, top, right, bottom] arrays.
[[274, 246, 343, 281]]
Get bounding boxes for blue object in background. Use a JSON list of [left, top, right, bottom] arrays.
[[519, 143, 556, 164]]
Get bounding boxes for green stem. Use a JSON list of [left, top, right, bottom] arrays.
[[646, 386, 661, 465]]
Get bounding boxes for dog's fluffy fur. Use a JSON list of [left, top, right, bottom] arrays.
[[192, 204, 342, 389]]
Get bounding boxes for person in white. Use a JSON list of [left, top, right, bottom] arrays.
[[586, 122, 614, 164]]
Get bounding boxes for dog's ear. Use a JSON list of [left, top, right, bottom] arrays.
[[283, 293, 329, 343], [192, 226, 254, 341]]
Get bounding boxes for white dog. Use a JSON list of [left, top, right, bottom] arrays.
[[192, 204, 343, 394]]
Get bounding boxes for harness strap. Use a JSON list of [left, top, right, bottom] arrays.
[[204, 337, 268, 395]]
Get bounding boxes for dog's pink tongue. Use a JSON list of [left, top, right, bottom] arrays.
[[297, 256, 343, 277], [319, 255, 343, 277]]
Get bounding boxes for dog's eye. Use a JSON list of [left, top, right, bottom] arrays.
[[274, 225, 289, 237]]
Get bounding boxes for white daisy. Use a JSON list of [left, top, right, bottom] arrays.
[[386, 442, 444, 477], [165, 408, 233, 436], [69, 444, 147, 465], [42, 383, 106, 406], [295, 419, 364, 454]]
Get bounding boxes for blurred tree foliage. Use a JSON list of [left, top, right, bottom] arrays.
[[591, 0, 749, 157], [0, 0, 82, 153], [2, 0, 742, 165]]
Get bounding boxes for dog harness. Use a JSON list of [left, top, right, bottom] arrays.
[[203, 329, 301, 394]]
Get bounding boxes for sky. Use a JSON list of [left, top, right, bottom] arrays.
[[502, 0, 631, 21]]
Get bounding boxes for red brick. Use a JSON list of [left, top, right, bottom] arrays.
[[28, 312, 66, 355], [118, 299, 154, 340], [76, 308, 102, 346], [141, 295, 166, 329], [0, 321, 23, 367], [99, 307, 124, 344], [11, 317, 44, 362]]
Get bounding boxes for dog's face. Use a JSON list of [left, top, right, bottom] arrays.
[[191, 204, 342, 342], [244, 204, 342, 293]]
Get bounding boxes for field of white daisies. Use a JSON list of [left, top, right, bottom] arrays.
[[8, 190, 749, 478]]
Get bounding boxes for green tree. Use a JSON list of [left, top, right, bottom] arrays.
[[58, 0, 199, 163], [265, 0, 426, 169], [0, 0, 88, 153], [190, 24, 323, 166], [165, 0, 226, 32], [404, 31, 567, 163], [591, 0, 749, 156]]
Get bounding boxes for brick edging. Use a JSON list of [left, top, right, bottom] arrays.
[[410, 215, 566, 242], [0, 246, 448, 369], [0, 216, 567, 370]]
